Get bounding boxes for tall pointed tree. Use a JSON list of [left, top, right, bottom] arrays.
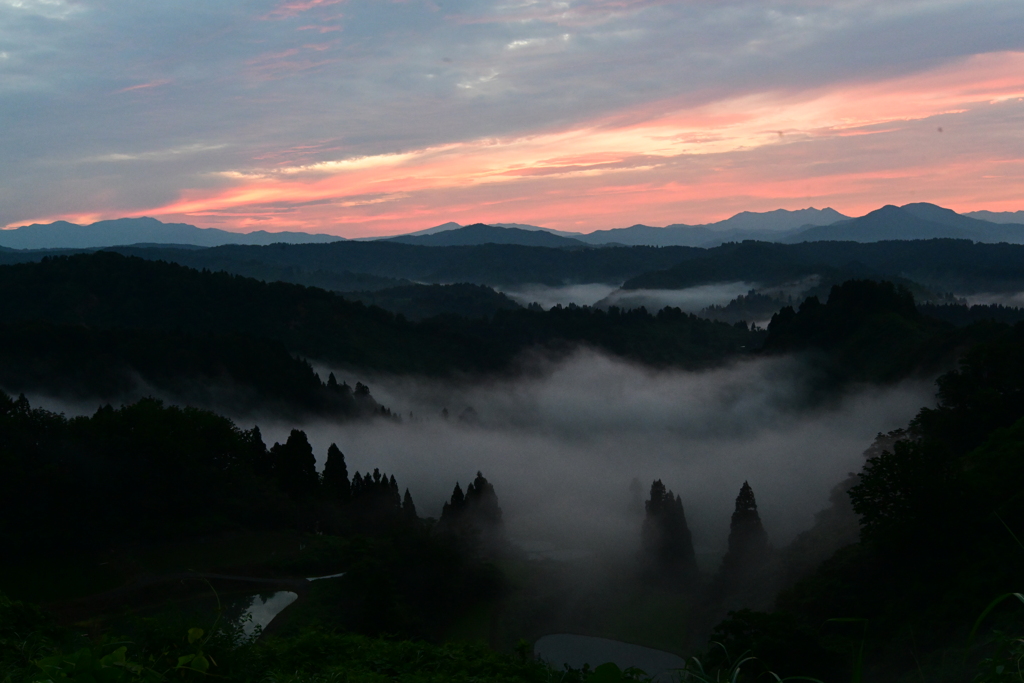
[[402, 488, 418, 521], [269, 429, 318, 497], [322, 442, 350, 501], [641, 479, 697, 581], [717, 481, 771, 593]]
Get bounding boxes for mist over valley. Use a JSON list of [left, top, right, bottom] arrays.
[[6, 225, 1024, 682]]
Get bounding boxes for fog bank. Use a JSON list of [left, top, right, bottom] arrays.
[[289, 351, 932, 563], [497, 283, 619, 309], [596, 283, 756, 313]]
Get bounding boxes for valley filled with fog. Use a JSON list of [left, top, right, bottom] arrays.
[[276, 350, 934, 565]]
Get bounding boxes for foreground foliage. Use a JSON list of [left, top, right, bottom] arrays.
[[0, 590, 613, 683]]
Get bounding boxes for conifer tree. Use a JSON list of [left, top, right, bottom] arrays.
[[641, 479, 697, 581], [389, 474, 401, 508], [465, 471, 503, 528], [322, 442, 350, 501], [246, 425, 271, 478], [716, 481, 771, 593], [402, 488, 418, 521], [441, 482, 465, 521], [269, 429, 318, 497]]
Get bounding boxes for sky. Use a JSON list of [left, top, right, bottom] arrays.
[[1, 0, 1022, 237]]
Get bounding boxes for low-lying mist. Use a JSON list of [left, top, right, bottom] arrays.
[[497, 283, 620, 309], [279, 350, 933, 566], [495, 282, 762, 316], [20, 348, 933, 567], [595, 283, 756, 313], [963, 291, 1024, 307]]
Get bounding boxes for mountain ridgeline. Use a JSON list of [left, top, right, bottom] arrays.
[[6, 203, 1022, 251]]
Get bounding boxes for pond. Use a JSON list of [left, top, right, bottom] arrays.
[[240, 591, 298, 636], [534, 634, 685, 680]]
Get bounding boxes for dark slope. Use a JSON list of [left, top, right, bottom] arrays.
[[341, 283, 522, 321], [787, 204, 1024, 243], [388, 223, 588, 247], [0, 241, 704, 288], [761, 280, 955, 383], [622, 239, 1024, 293], [0, 321, 386, 419], [0, 216, 343, 249], [0, 252, 758, 374]]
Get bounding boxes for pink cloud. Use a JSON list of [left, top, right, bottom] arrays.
[[114, 79, 171, 94], [54, 50, 1024, 237], [263, 0, 345, 20]]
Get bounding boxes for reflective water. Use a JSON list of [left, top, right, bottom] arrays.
[[240, 591, 298, 636]]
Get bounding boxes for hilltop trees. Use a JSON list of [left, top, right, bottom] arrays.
[[640, 479, 697, 583]]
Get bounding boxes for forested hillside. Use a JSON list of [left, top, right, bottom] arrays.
[[0, 253, 758, 378], [704, 321, 1024, 681]]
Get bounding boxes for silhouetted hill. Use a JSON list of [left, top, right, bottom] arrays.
[[786, 204, 1024, 243], [0, 216, 344, 249], [0, 252, 758, 374], [388, 223, 588, 247], [0, 321, 387, 419], [622, 239, 1024, 294], [0, 241, 704, 288], [759, 280, 990, 385], [575, 208, 847, 247]]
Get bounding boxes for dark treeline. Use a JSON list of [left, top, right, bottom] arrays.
[[760, 279, 998, 384], [0, 392, 409, 556], [700, 290, 789, 326], [9, 236, 1024, 297], [0, 322, 390, 419], [0, 252, 759, 375], [341, 282, 522, 321], [0, 240, 702, 288], [919, 301, 1024, 327], [0, 390, 509, 644]]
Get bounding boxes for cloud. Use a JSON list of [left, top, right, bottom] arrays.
[[1, 0, 1023, 231], [104, 51, 1024, 234]]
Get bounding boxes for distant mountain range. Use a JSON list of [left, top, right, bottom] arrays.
[[784, 204, 1024, 244], [387, 223, 588, 248], [963, 210, 1024, 224], [404, 208, 850, 248], [410, 204, 1024, 247], [4, 204, 1023, 251], [0, 217, 343, 250]]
